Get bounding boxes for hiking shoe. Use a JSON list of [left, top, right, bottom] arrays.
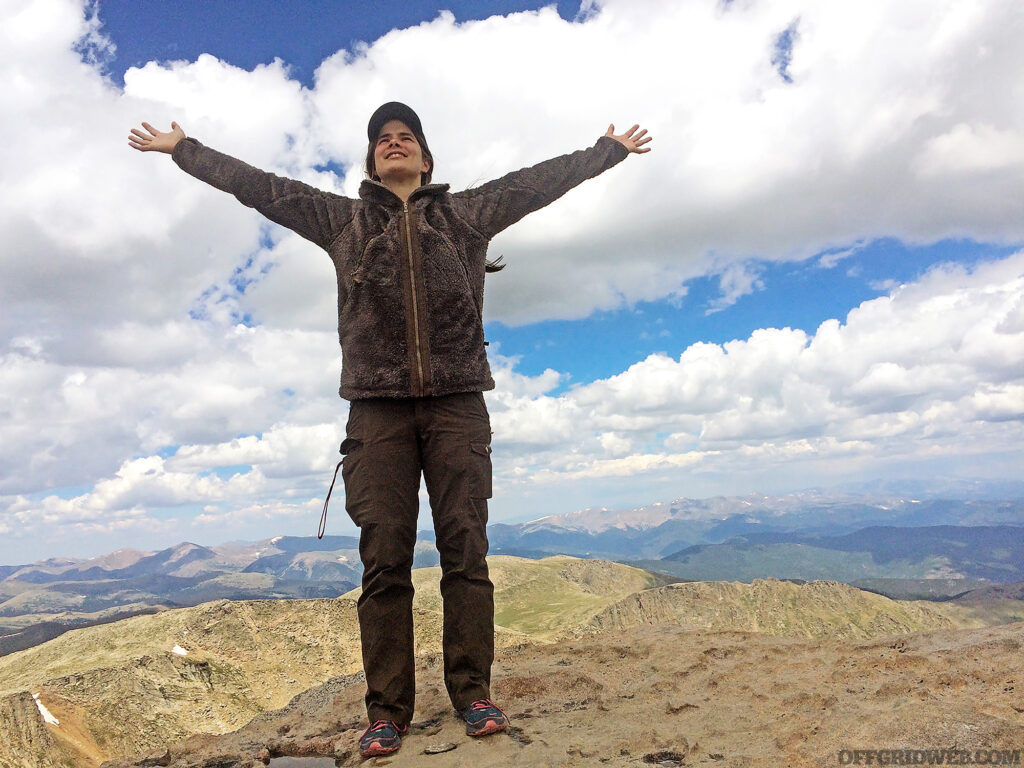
[[460, 698, 508, 737], [359, 719, 407, 758]]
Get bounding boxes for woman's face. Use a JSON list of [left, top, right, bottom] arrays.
[[374, 120, 430, 184]]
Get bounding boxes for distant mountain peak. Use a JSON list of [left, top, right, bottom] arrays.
[[165, 542, 215, 560], [85, 548, 153, 570]]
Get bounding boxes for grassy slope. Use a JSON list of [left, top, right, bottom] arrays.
[[633, 543, 962, 582], [926, 599, 1024, 627], [343, 555, 662, 641], [0, 599, 362, 699], [2, 557, 655, 697], [582, 578, 979, 640], [0, 556, 1019, 768], [0, 599, 369, 767], [851, 577, 991, 599]]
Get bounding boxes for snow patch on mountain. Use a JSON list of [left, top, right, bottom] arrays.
[[32, 693, 59, 725]]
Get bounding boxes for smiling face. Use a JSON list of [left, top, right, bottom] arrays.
[[373, 120, 431, 187]]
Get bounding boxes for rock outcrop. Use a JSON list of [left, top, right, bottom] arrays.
[[99, 621, 1024, 768]]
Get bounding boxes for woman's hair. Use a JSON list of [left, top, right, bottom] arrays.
[[365, 131, 434, 186]]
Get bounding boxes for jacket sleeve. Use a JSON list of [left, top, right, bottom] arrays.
[[172, 137, 353, 250], [452, 135, 630, 240]]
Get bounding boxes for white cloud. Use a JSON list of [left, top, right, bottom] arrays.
[[706, 262, 766, 314], [1, 0, 1024, 558], [817, 242, 866, 270], [192, 498, 323, 528], [0, 323, 342, 495], [916, 123, 1024, 177], [168, 422, 344, 478], [94, 0, 1024, 324], [487, 253, 1024, 491], [2, 252, 1021, 549]]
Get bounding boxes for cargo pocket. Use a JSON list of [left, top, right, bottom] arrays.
[[469, 441, 493, 499], [319, 438, 360, 539], [338, 437, 365, 526]]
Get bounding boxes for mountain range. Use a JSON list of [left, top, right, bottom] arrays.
[[2, 491, 1022, 657], [488, 492, 1024, 559]]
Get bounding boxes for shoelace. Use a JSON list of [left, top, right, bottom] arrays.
[[363, 719, 402, 737], [469, 699, 505, 715]]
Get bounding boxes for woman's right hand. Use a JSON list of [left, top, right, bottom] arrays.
[[128, 121, 185, 154]]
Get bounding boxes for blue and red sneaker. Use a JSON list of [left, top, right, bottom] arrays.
[[359, 719, 407, 758], [460, 699, 508, 737]]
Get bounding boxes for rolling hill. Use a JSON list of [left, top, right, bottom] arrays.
[[1, 556, 1007, 768], [3, 492, 1022, 662]]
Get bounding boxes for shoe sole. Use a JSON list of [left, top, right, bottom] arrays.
[[467, 719, 507, 737], [360, 742, 401, 758]]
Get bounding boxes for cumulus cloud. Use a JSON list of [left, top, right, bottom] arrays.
[[0, 323, 343, 495], [487, 253, 1024, 492], [916, 123, 1024, 177], [16, 0, 1016, 329], [1, 0, 1023, 558], [2, 252, 1021, 550], [706, 262, 766, 314]]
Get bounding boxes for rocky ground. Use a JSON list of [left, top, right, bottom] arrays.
[[102, 620, 1024, 768]]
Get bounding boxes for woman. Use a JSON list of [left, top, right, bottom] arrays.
[[129, 102, 650, 758]]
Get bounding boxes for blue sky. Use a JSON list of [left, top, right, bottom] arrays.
[[1, 0, 1022, 563], [489, 238, 1019, 385], [99, 0, 581, 89]]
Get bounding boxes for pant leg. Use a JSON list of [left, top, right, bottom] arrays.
[[342, 399, 421, 725], [418, 392, 495, 711]]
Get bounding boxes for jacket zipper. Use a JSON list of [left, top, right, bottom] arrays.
[[404, 201, 425, 395]]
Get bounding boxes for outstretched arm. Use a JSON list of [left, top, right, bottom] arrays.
[[455, 121, 652, 240], [127, 120, 350, 250], [128, 121, 186, 154]]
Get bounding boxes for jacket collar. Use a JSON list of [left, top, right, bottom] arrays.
[[359, 179, 450, 209]]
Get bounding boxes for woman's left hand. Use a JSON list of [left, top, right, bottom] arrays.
[[605, 124, 652, 154]]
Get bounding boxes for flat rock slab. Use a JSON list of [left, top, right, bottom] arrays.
[[423, 742, 457, 754]]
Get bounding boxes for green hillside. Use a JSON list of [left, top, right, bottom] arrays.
[[344, 555, 664, 640], [635, 543, 964, 582]]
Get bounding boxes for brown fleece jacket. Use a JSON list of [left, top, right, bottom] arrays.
[[172, 135, 629, 399]]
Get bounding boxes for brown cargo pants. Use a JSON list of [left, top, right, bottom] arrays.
[[341, 391, 494, 725]]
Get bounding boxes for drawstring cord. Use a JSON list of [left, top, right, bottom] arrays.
[[318, 459, 343, 539]]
